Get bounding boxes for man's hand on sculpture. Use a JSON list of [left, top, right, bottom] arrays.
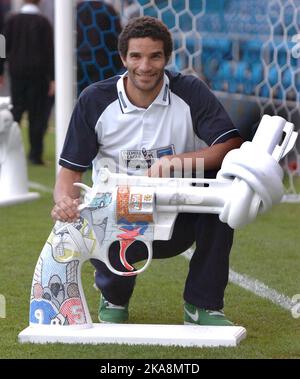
[[48, 80, 55, 97], [51, 196, 81, 223]]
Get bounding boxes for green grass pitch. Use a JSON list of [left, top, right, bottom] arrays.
[[0, 122, 299, 359]]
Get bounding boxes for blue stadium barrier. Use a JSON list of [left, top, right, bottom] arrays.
[[240, 40, 262, 64]]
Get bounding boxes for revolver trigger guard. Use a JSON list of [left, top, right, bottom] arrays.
[[122, 241, 153, 277], [104, 241, 153, 277]]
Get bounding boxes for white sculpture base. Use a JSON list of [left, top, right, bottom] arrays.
[[281, 194, 300, 203], [18, 323, 246, 347], [0, 192, 40, 207]]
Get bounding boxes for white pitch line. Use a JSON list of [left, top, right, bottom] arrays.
[[228, 270, 294, 311], [182, 250, 294, 312], [28, 181, 53, 194]]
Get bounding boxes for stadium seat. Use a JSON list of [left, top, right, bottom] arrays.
[[268, 65, 279, 87], [282, 68, 293, 89], [162, 9, 176, 29]]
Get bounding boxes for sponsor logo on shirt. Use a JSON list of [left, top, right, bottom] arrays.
[[120, 145, 175, 170]]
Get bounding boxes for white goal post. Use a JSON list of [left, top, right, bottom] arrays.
[[54, 0, 76, 173]]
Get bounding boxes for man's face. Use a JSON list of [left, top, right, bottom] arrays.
[[121, 37, 167, 94]]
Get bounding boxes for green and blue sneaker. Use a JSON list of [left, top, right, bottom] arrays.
[[184, 301, 233, 326], [98, 295, 129, 323]]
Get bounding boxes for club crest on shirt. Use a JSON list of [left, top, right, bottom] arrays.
[[120, 145, 175, 170]]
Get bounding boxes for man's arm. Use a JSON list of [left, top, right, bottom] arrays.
[[51, 167, 83, 222], [149, 136, 243, 177], [178, 136, 243, 171]]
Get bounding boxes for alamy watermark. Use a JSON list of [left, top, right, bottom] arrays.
[[0, 34, 5, 59], [93, 156, 205, 179], [0, 294, 6, 318], [291, 34, 300, 59], [291, 294, 300, 319]]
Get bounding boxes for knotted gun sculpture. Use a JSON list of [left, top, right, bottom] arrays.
[[0, 97, 39, 206], [29, 115, 297, 326]]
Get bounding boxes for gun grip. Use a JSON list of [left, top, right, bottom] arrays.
[[29, 221, 92, 327]]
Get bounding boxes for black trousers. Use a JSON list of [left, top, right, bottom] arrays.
[[91, 212, 234, 311], [10, 76, 50, 161]]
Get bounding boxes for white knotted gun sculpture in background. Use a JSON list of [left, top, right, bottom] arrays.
[[26, 115, 297, 329], [0, 97, 39, 206]]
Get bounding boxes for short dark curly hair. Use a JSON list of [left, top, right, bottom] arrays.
[[118, 16, 173, 61]]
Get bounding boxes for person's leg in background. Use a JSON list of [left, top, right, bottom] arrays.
[[10, 77, 27, 124], [26, 77, 49, 164]]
